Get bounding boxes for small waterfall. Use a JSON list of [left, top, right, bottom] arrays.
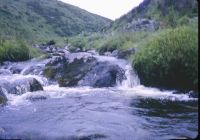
[[120, 64, 140, 88], [94, 54, 140, 88]]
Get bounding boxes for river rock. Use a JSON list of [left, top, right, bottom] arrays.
[[0, 76, 43, 95], [78, 62, 125, 87], [44, 52, 126, 87], [1, 61, 25, 74], [0, 88, 7, 105], [44, 55, 97, 87], [0, 69, 12, 75]]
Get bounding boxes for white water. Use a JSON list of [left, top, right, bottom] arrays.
[[0, 53, 198, 139], [2, 54, 196, 107]]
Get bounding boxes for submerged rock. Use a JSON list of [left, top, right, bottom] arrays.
[[0, 76, 43, 95], [27, 95, 47, 102], [0, 69, 12, 75]]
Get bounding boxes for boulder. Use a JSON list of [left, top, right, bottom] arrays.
[[44, 52, 126, 87], [78, 62, 125, 87], [44, 55, 97, 87], [0, 76, 43, 95]]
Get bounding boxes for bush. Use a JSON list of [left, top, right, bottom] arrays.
[[133, 26, 198, 91], [0, 38, 40, 62], [177, 16, 190, 26]]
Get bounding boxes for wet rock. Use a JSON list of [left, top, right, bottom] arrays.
[[0, 69, 12, 75], [98, 46, 116, 55], [78, 62, 125, 87], [65, 134, 107, 140], [44, 52, 125, 87], [0, 58, 51, 75], [104, 52, 112, 56], [27, 95, 47, 101], [117, 48, 135, 59], [87, 50, 97, 55], [21, 65, 44, 75], [111, 50, 119, 57], [1, 62, 25, 74], [44, 55, 97, 87], [0, 76, 43, 95], [29, 78, 44, 92], [10, 66, 23, 74], [188, 91, 198, 98], [0, 88, 7, 105]]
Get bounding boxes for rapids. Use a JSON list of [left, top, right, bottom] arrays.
[[0, 51, 198, 140]]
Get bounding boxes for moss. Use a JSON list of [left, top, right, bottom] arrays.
[[43, 67, 55, 79], [0, 96, 6, 105], [0, 90, 7, 105]]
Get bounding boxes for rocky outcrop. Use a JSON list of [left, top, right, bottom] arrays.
[[0, 76, 43, 95], [123, 18, 159, 32]]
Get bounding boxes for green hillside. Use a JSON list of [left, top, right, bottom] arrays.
[[0, 0, 111, 44], [106, 0, 198, 31]]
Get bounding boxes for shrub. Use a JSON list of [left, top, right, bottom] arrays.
[[0, 38, 40, 62], [177, 16, 190, 26], [133, 26, 198, 91]]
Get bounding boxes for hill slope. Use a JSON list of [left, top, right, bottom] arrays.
[[106, 0, 198, 32], [0, 0, 111, 43]]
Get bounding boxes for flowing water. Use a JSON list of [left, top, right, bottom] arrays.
[[0, 53, 198, 140]]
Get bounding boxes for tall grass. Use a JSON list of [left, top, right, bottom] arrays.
[[133, 26, 198, 91], [67, 31, 150, 53], [0, 38, 41, 62]]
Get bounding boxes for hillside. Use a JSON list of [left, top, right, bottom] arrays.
[[106, 0, 198, 32], [0, 0, 111, 43]]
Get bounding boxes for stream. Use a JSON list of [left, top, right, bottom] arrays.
[[0, 50, 198, 140]]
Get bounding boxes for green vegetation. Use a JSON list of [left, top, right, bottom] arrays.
[[0, 0, 111, 44], [133, 26, 198, 91], [0, 38, 41, 62], [106, 0, 197, 32], [67, 32, 150, 53]]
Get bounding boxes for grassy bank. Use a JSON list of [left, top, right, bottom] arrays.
[[133, 26, 198, 91], [0, 38, 41, 62]]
